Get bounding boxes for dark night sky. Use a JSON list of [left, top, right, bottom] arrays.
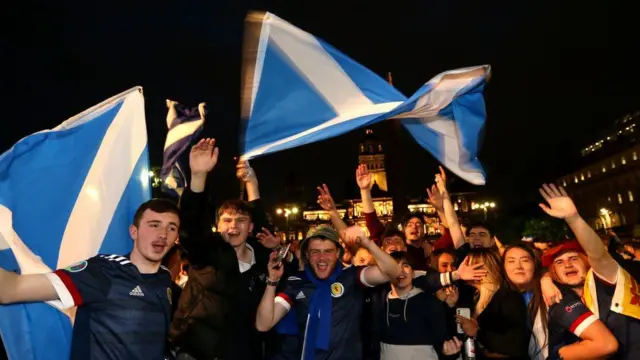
[[6, 1, 639, 215]]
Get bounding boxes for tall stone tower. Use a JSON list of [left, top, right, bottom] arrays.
[[358, 128, 388, 191]]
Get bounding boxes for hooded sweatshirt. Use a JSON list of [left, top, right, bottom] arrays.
[[378, 287, 448, 360]]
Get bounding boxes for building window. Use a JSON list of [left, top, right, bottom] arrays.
[[608, 196, 612, 203], [611, 160, 616, 169], [580, 173, 585, 181], [634, 152, 638, 161], [587, 170, 592, 178], [378, 144, 383, 152], [602, 165, 607, 173], [563, 180, 567, 187], [574, 176, 578, 184], [622, 156, 627, 165], [618, 193, 623, 204], [629, 191, 634, 202], [368, 145, 374, 153], [359, 145, 364, 153]]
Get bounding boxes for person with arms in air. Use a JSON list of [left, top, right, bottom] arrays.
[[0, 198, 180, 360], [256, 225, 400, 360], [539, 183, 639, 359]]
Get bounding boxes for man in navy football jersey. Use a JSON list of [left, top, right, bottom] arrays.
[[0, 198, 180, 360], [256, 225, 401, 360]]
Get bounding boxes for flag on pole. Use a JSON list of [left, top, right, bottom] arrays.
[[240, 11, 490, 184], [161, 100, 206, 197], [0, 87, 151, 360]]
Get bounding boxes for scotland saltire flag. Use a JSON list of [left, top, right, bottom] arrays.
[[161, 100, 206, 197], [0, 87, 151, 359], [240, 12, 489, 184]]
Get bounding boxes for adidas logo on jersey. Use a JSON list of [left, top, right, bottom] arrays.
[[129, 286, 144, 297], [296, 291, 306, 300]]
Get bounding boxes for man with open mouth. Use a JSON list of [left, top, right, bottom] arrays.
[[256, 225, 401, 360]]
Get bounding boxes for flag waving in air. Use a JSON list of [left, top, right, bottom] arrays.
[[161, 100, 206, 197], [241, 11, 490, 184], [0, 87, 151, 359]]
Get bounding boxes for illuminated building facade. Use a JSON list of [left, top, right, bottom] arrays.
[[302, 129, 497, 237], [558, 111, 640, 233]]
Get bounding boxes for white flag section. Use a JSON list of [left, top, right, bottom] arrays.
[[0, 87, 151, 360], [241, 12, 490, 184]]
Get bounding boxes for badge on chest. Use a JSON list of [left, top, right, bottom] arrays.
[[331, 282, 344, 298]]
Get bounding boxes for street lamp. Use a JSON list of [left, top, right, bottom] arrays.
[[276, 206, 299, 239], [472, 201, 496, 220]]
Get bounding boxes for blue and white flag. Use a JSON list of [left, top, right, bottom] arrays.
[[0, 87, 151, 359], [240, 12, 489, 184], [161, 100, 206, 197]]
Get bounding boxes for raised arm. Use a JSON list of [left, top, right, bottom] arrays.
[[317, 184, 348, 236], [0, 268, 57, 304], [180, 138, 220, 260], [343, 227, 400, 285], [356, 165, 386, 244], [539, 184, 618, 283], [435, 169, 466, 249], [256, 252, 290, 332]]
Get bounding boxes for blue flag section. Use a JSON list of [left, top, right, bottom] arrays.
[[241, 11, 490, 184], [0, 87, 151, 360], [161, 100, 206, 198]]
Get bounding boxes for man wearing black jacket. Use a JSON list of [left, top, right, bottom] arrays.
[[170, 138, 276, 360]]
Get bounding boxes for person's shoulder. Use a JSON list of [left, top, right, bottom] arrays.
[[89, 254, 134, 273]]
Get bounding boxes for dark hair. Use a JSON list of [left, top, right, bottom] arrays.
[[465, 222, 494, 238], [402, 212, 426, 226], [430, 248, 457, 269], [133, 198, 180, 227], [389, 251, 417, 269], [217, 199, 253, 221], [502, 242, 548, 354], [382, 229, 406, 241]]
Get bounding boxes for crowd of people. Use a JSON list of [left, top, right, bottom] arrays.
[[1, 137, 640, 360]]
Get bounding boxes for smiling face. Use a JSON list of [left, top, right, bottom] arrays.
[[504, 247, 535, 291], [217, 211, 254, 248], [307, 238, 340, 280], [394, 259, 414, 289], [130, 209, 179, 263], [551, 251, 589, 287], [467, 226, 493, 248], [437, 252, 456, 273]]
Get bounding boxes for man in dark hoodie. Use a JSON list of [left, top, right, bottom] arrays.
[[170, 138, 276, 360]]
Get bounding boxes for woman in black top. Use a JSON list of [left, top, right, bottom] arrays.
[[456, 248, 530, 359]]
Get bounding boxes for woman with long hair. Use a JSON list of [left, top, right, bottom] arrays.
[[503, 243, 548, 360], [456, 247, 529, 359]]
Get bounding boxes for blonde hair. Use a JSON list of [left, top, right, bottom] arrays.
[[467, 248, 503, 315]]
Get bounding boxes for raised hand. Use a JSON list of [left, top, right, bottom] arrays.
[[267, 251, 285, 281], [539, 183, 578, 220], [355, 164, 373, 190], [444, 286, 459, 308], [190, 138, 219, 175], [342, 226, 371, 248], [256, 228, 282, 249], [317, 184, 337, 211], [426, 184, 444, 211], [435, 172, 448, 196], [236, 159, 257, 184], [456, 256, 487, 281]]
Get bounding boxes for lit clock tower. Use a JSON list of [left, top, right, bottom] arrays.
[[358, 128, 388, 191]]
